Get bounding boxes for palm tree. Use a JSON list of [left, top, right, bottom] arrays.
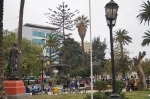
[[114, 29, 132, 77], [114, 29, 132, 57], [137, 1, 150, 47], [137, 1, 150, 26], [43, 33, 60, 76], [0, 0, 7, 99], [141, 30, 150, 46], [17, 0, 25, 79], [75, 15, 89, 67]]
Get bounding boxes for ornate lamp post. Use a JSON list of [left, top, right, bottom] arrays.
[[105, 0, 120, 99], [36, 53, 49, 92]]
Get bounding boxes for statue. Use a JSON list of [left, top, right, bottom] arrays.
[[8, 43, 21, 80]]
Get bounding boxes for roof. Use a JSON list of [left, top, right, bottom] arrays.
[[24, 23, 59, 31]]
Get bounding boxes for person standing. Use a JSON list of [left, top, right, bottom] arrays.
[[129, 76, 135, 91]]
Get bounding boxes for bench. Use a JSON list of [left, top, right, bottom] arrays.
[[78, 84, 86, 93], [126, 84, 150, 91], [62, 84, 69, 92], [134, 84, 150, 90]]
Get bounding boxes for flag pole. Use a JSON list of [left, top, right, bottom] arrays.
[[89, 0, 93, 99]]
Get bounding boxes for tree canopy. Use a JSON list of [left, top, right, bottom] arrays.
[[3, 30, 43, 76]]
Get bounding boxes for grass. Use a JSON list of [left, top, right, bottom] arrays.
[[22, 93, 87, 99], [22, 91, 150, 99], [126, 91, 150, 99]]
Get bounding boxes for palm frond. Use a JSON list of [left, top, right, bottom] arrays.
[[137, 1, 150, 25], [141, 30, 150, 46], [114, 29, 132, 45]]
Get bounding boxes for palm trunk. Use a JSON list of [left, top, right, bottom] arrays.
[[120, 42, 123, 59], [0, 0, 7, 98], [120, 42, 125, 78], [17, 0, 25, 79], [49, 47, 52, 77], [81, 38, 85, 67]]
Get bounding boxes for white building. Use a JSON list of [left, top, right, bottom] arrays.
[[78, 41, 90, 53], [14, 23, 59, 57]]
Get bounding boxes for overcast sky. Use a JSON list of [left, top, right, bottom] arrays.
[[3, 0, 150, 59]]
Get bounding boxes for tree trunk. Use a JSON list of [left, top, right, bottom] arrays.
[[81, 38, 85, 67], [122, 71, 126, 79], [120, 42, 125, 78], [17, 0, 25, 79], [49, 46, 52, 77], [133, 51, 147, 90], [0, 0, 7, 98]]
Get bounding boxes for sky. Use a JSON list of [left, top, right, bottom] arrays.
[[3, 0, 150, 59]]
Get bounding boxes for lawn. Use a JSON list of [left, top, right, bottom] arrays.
[[22, 91, 150, 99], [126, 91, 150, 99]]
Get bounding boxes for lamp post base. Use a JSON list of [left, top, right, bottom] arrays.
[[41, 84, 44, 91], [111, 93, 120, 99]]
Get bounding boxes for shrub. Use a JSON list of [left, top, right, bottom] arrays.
[[116, 80, 126, 94], [94, 80, 107, 92], [49, 78, 57, 85]]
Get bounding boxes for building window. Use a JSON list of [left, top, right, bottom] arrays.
[[32, 31, 45, 37], [46, 33, 49, 37], [32, 38, 45, 45], [46, 48, 50, 53]]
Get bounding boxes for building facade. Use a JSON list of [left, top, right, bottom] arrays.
[[14, 23, 58, 56], [78, 41, 90, 53]]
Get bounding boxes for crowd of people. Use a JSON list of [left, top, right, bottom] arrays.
[[24, 75, 144, 95]]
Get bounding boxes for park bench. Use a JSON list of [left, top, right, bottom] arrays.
[[134, 84, 150, 90], [62, 84, 69, 93], [78, 84, 86, 93]]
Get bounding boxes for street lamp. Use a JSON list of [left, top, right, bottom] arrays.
[[36, 53, 49, 92], [105, 0, 120, 99]]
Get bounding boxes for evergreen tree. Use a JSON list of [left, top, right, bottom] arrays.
[[92, 36, 107, 76], [45, 2, 79, 40], [45, 2, 79, 64], [61, 37, 82, 67]]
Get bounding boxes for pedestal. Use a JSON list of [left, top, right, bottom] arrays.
[[4, 80, 28, 99], [111, 93, 120, 99]]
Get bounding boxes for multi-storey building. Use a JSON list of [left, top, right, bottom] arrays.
[[78, 41, 90, 53], [14, 23, 58, 56]]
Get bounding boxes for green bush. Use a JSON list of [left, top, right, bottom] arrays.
[[49, 78, 57, 85], [116, 80, 126, 94], [94, 80, 107, 92]]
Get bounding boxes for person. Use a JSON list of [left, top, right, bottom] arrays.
[[24, 83, 30, 93], [128, 76, 135, 91], [77, 80, 80, 89], [46, 81, 53, 91], [67, 79, 70, 87], [32, 84, 39, 94], [8, 43, 21, 78]]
